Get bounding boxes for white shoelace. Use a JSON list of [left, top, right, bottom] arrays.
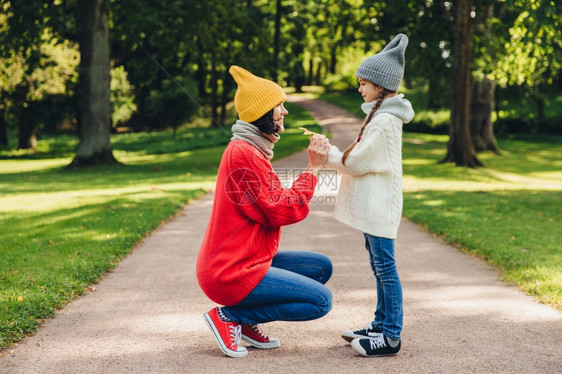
[[365, 322, 382, 337], [229, 324, 242, 346], [248, 324, 267, 339], [369, 334, 387, 350]]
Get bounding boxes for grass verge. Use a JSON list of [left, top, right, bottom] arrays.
[[402, 133, 561, 310], [0, 102, 321, 349]]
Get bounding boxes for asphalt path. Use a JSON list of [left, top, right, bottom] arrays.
[[1, 96, 560, 373]]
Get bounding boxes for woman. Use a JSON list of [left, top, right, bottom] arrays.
[[196, 66, 333, 358]]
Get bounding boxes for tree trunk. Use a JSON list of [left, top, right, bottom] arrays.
[[536, 94, 545, 120], [210, 48, 219, 127], [13, 80, 37, 149], [470, 3, 499, 154], [315, 61, 323, 85], [441, 0, 483, 168], [427, 76, 443, 110], [307, 59, 314, 86], [272, 0, 281, 83], [0, 108, 7, 147], [195, 40, 207, 99], [293, 42, 305, 93], [14, 83, 37, 150], [17, 101, 36, 150], [329, 45, 337, 75], [470, 77, 500, 153], [70, 0, 116, 167], [219, 67, 233, 126]]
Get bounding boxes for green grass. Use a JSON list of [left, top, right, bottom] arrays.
[[402, 134, 561, 310], [0, 102, 322, 349]]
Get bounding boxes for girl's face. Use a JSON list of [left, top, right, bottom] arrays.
[[272, 102, 289, 133], [358, 78, 382, 103]]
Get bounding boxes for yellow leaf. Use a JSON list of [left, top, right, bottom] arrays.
[[298, 127, 317, 136]]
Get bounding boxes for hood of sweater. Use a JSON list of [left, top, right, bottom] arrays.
[[361, 93, 415, 124]]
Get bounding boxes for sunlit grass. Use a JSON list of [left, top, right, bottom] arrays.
[[0, 158, 72, 173], [400, 133, 562, 310], [401, 134, 562, 192], [0, 149, 219, 349]]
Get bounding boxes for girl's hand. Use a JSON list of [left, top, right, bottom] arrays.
[[307, 134, 331, 172]]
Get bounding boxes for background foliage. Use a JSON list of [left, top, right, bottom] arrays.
[[1, 0, 560, 148]]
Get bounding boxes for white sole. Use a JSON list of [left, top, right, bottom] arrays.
[[350, 338, 399, 357], [241, 335, 280, 349], [203, 313, 248, 358], [342, 330, 383, 343], [342, 332, 371, 343]]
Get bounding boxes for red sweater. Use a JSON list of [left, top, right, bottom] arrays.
[[196, 140, 317, 306]]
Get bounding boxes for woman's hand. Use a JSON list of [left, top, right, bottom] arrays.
[[307, 134, 331, 173]]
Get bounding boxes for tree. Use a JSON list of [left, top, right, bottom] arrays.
[[494, 0, 562, 121], [284, 1, 308, 92], [111, 0, 265, 129], [0, 1, 41, 150], [470, 76, 498, 152], [0, 110, 6, 147], [0, 1, 79, 150], [470, 1, 499, 153], [442, 0, 483, 167], [404, 1, 454, 109], [69, 0, 116, 166], [272, 0, 281, 82]]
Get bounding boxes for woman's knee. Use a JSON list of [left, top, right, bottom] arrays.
[[315, 252, 333, 284], [316, 286, 333, 318]]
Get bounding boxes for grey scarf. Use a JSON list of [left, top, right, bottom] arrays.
[[231, 120, 280, 160]]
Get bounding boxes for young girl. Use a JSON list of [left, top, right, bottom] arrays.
[[325, 34, 414, 357]]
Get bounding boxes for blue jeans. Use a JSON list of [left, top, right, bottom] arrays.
[[223, 251, 333, 324], [364, 234, 403, 341]]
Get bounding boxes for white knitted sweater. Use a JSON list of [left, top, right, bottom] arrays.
[[326, 94, 414, 239]]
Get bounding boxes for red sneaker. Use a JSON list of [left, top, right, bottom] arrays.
[[241, 324, 280, 349], [203, 308, 248, 358]]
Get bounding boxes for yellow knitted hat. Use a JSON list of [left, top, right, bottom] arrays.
[[229, 65, 287, 123]]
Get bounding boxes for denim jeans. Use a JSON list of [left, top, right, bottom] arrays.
[[364, 234, 403, 341], [223, 250, 333, 324]]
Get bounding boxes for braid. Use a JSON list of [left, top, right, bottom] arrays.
[[341, 88, 393, 165]]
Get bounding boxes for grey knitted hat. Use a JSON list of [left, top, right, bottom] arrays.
[[355, 34, 408, 91]]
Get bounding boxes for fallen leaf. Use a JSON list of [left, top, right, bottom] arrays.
[[298, 127, 317, 136]]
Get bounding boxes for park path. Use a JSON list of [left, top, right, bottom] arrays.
[[1, 97, 560, 373]]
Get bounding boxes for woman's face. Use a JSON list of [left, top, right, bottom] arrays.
[[273, 102, 289, 133], [358, 78, 382, 103]]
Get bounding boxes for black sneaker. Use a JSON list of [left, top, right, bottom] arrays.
[[351, 335, 401, 357], [341, 323, 382, 342]]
